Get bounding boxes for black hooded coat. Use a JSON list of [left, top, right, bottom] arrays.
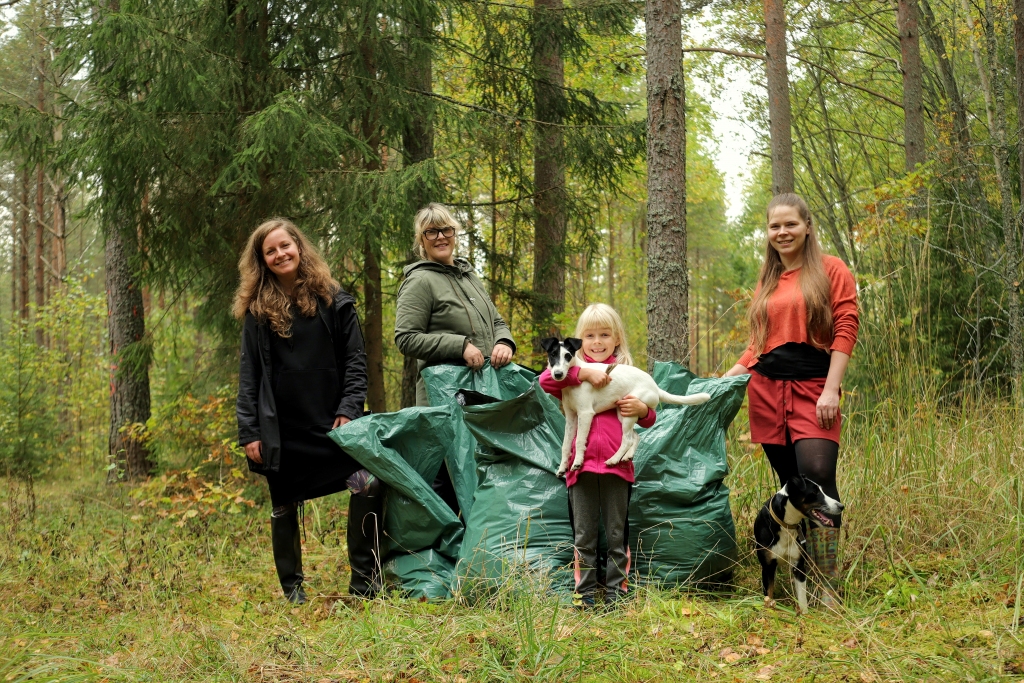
[[236, 289, 368, 506]]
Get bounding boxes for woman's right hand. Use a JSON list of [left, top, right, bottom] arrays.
[[245, 440, 263, 464], [579, 367, 611, 388], [463, 342, 485, 371]]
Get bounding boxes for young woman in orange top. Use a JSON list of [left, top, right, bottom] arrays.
[[724, 193, 858, 606]]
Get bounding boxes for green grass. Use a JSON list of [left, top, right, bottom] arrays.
[[3, 398, 1024, 682]]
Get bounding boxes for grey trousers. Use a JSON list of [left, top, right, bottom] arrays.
[[568, 472, 631, 598]]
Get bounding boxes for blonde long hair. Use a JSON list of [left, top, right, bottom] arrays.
[[412, 203, 460, 260], [747, 193, 833, 356], [232, 218, 339, 337], [574, 303, 634, 366]]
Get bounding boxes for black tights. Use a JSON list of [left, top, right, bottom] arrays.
[[762, 438, 842, 527]]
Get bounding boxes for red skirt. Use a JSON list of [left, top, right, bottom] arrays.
[[747, 371, 841, 445]]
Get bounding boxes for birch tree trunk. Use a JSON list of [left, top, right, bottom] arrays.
[[106, 219, 153, 482], [764, 0, 794, 195], [897, 0, 926, 172], [645, 0, 688, 366], [531, 0, 567, 341]]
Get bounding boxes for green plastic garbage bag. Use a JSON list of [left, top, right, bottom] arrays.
[[457, 383, 576, 594], [330, 407, 464, 599], [628, 362, 749, 586], [421, 362, 540, 520]]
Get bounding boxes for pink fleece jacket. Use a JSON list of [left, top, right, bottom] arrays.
[[539, 354, 657, 487]]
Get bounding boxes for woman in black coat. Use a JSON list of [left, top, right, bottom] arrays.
[[235, 218, 380, 603]]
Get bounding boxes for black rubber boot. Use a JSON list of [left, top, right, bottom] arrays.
[[271, 505, 306, 604], [347, 492, 383, 598]]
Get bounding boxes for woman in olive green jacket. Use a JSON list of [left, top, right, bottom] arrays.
[[395, 203, 517, 407]]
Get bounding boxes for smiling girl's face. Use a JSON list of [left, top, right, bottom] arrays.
[[581, 326, 618, 363]]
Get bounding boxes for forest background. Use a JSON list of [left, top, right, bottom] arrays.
[[2, 0, 1024, 681]]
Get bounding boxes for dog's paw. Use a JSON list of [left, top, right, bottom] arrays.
[[605, 455, 621, 466], [763, 596, 776, 609], [556, 468, 567, 478]]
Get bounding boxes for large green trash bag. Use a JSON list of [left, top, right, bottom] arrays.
[[628, 362, 749, 586], [457, 383, 576, 594], [329, 407, 465, 599], [421, 362, 540, 520]]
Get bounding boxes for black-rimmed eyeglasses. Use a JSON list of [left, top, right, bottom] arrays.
[[423, 226, 456, 241]]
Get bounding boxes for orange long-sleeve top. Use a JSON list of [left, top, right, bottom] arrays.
[[738, 254, 859, 369]]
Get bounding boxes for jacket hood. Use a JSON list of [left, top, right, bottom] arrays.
[[333, 287, 356, 308], [402, 257, 473, 278]]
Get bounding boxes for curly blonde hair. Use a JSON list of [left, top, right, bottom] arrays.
[[232, 218, 339, 337]]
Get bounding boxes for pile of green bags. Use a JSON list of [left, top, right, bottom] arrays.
[[330, 361, 749, 599]]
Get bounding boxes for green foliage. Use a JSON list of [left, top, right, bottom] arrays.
[[0, 281, 108, 483]]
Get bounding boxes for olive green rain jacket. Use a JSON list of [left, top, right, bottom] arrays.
[[395, 257, 516, 406]]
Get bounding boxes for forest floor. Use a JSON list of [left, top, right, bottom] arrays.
[[3, 402, 1024, 682]]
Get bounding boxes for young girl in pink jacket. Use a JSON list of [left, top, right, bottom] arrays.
[[539, 303, 655, 609]]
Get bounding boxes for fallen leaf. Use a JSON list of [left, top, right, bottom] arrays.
[[859, 672, 878, 683], [756, 647, 771, 655], [754, 665, 775, 680], [979, 630, 995, 639], [747, 634, 764, 647], [843, 637, 859, 649]]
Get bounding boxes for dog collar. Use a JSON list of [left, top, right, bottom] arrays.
[[768, 502, 801, 530], [605, 363, 617, 375]]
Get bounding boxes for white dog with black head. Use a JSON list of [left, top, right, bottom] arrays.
[[540, 337, 712, 477]]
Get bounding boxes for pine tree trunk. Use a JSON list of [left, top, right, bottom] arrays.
[[106, 221, 152, 482], [764, 0, 794, 195], [401, 19, 435, 408], [363, 234, 386, 413], [897, 0, 926, 172], [645, 0, 688, 367], [531, 0, 567, 342], [18, 168, 29, 320], [34, 161, 45, 345]]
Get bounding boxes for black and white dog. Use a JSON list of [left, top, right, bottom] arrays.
[[539, 337, 711, 477], [754, 475, 845, 613]]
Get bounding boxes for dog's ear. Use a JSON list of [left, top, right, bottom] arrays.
[[785, 475, 805, 495], [563, 337, 583, 354], [539, 337, 560, 354]]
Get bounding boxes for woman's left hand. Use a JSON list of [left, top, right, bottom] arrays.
[[816, 388, 840, 429], [333, 415, 351, 429], [616, 395, 650, 419], [491, 343, 513, 369]]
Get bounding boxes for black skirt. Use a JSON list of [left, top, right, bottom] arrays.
[[265, 308, 360, 506]]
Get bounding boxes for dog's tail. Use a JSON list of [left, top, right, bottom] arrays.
[[657, 390, 712, 406]]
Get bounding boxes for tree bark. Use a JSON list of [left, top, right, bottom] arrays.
[[1017, 0, 1024, 207], [645, 0, 689, 366], [964, 0, 1022, 399], [764, 0, 795, 195], [401, 17, 435, 408], [34, 161, 44, 344], [18, 168, 29, 320], [897, 0, 926, 172], [106, 220, 153, 482], [363, 233, 386, 413], [531, 0, 567, 342], [919, 0, 991, 231]]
